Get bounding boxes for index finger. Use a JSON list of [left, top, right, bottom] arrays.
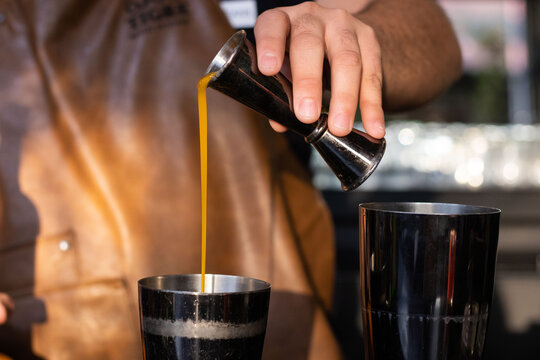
[[254, 9, 290, 75]]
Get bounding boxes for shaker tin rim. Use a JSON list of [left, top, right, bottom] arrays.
[[359, 202, 501, 216], [138, 273, 271, 296]]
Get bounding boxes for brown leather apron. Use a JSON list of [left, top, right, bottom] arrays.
[[0, 0, 339, 358]]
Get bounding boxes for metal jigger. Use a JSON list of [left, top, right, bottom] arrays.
[[205, 30, 386, 191]]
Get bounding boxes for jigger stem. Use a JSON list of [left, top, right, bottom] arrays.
[[205, 30, 386, 191]]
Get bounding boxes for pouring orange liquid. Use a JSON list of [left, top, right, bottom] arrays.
[[197, 72, 214, 293]]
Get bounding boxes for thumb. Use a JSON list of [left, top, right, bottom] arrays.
[[0, 303, 7, 325], [0, 294, 14, 325]]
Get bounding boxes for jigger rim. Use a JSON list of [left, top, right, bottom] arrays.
[[359, 202, 501, 216], [342, 135, 386, 192], [205, 30, 246, 79], [138, 273, 271, 295]]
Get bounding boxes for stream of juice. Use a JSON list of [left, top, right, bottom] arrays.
[[197, 72, 214, 293]]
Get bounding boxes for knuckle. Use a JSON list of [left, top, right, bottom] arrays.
[[293, 32, 321, 50], [330, 8, 351, 22], [367, 72, 383, 90], [291, 18, 323, 48], [333, 94, 358, 112], [359, 22, 378, 42], [333, 49, 361, 67], [295, 77, 321, 90], [296, 1, 321, 13], [337, 28, 359, 48], [291, 13, 320, 33], [257, 9, 288, 26], [359, 98, 376, 110]]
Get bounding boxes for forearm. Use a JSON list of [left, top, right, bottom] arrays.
[[356, 0, 462, 111]]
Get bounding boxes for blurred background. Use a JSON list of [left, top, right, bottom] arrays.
[[310, 0, 540, 358]]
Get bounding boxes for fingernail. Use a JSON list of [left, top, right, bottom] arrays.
[[334, 113, 351, 132], [375, 117, 386, 137], [378, 123, 386, 136], [260, 53, 277, 72], [299, 98, 317, 120]]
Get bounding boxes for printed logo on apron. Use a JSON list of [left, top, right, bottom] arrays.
[[124, 0, 190, 38]]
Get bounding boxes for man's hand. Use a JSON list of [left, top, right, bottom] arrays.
[[254, 2, 385, 139], [0, 293, 14, 325]]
